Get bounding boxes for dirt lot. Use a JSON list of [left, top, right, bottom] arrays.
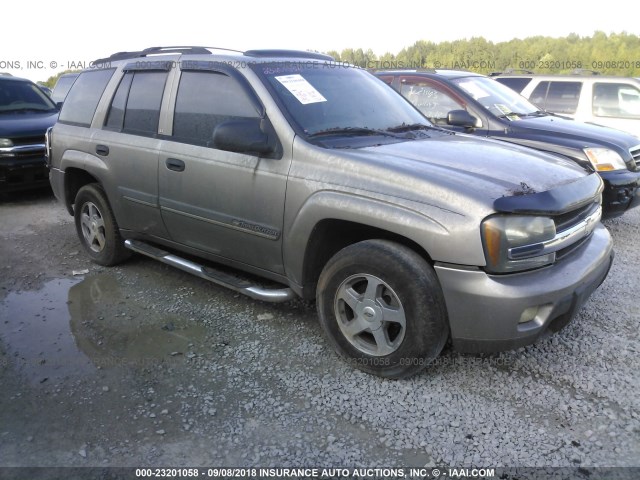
[[0, 188, 638, 477]]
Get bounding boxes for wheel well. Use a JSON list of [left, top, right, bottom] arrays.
[[64, 168, 99, 215], [301, 219, 433, 300]]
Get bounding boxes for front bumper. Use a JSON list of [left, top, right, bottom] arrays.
[[0, 155, 49, 193], [600, 169, 640, 218], [435, 224, 614, 353]]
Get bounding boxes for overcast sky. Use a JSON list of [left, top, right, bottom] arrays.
[[2, 0, 638, 82]]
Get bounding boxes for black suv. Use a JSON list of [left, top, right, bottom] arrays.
[[375, 70, 640, 218], [0, 75, 59, 194]]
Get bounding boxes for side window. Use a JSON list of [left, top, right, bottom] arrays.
[[105, 73, 133, 130], [58, 69, 115, 126], [104, 71, 167, 135], [593, 82, 640, 118], [172, 71, 259, 146], [542, 81, 582, 114], [399, 80, 464, 125], [377, 76, 394, 86]]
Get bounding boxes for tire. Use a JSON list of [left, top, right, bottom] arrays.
[[317, 239, 448, 379], [74, 184, 130, 266]]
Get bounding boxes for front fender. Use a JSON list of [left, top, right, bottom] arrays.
[[283, 190, 487, 287]]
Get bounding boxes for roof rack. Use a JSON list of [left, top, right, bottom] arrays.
[[93, 46, 242, 64], [244, 50, 334, 61], [489, 68, 535, 76], [571, 68, 601, 75]]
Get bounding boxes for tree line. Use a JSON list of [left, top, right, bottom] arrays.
[[326, 31, 640, 76], [41, 31, 640, 87]]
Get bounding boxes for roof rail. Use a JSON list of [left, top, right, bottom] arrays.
[[571, 68, 601, 75], [93, 46, 244, 64], [492, 68, 535, 76], [244, 50, 334, 61]]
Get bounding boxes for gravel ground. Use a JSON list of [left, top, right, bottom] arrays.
[[0, 188, 638, 477]]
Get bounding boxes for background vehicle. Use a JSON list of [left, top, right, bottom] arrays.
[[492, 72, 640, 138], [376, 70, 640, 218], [0, 75, 59, 194], [48, 47, 613, 378]]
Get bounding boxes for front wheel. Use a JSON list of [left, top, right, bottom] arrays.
[[74, 184, 130, 266], [317, 240, 448, 379]]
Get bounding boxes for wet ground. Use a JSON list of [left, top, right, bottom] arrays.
[[0, 188, 638, 476]]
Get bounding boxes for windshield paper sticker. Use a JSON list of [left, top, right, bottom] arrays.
[[275, 74, 327, 105]]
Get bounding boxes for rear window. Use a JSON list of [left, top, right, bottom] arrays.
[[530, 81, 582, 114], [58, 69, 115, 126]]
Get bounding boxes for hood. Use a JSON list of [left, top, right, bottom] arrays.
[[340, 133, 590, 213], [509, 115, 640, 152], [0, 111, 59, 138]]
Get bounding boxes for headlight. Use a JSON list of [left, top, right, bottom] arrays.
[[482, 215, 556, 273], [584, 148, 627, 171], [0, 138, 14, 148]]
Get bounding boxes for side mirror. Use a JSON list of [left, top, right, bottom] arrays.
[[447, 109, 477, 128], [56, 101, 64, 110], [212, 119, 274, 155]]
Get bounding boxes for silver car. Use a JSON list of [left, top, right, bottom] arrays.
[[48, 47, 613, 378]]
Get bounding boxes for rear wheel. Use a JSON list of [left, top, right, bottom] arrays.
[[317, 239, 448, 379], [74, 184, 130, 266]]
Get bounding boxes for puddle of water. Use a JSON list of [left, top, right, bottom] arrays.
[[0, 274, 210, 384], [0, 278, 94, 384]]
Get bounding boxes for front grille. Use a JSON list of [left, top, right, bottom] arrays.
[[553, 201, 599, 232], [631, 145, 640, 169], [11, 135, 45, 146], [552, 201, 601, 261], [0, 135, 46, 159]]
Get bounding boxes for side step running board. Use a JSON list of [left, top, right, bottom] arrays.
[[124, 239, 296, 303]]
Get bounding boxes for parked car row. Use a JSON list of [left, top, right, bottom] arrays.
[[45, 46, 622, 378], [374, 69, 640, 218], [492, 71, 640, 138]]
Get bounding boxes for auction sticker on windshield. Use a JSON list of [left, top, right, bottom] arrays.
[[275, 74, 327, 104]]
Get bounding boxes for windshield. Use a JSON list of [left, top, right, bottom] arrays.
[[452, 76, 540, 119], [253, 62, 431, 143], [0, 79, 57, 113]]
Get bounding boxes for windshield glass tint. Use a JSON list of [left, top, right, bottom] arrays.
[[452, 77, 539, 118], [0, 80, 57, 112], [254, 63, 428, 136]]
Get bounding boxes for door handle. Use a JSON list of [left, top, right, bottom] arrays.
[[166, 158, 186, 172], [96, 145, 109, 156]]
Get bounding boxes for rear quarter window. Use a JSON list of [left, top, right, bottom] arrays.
[[58, 69, 115, 126]]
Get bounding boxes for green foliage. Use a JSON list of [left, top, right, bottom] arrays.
[[329, 31, 640, 76]]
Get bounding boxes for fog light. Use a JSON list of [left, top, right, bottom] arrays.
[[519, 306, 540, 324]]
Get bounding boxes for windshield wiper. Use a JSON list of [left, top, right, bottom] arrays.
[[2, 107, 56, 114], [386, 123, 434, 133], [307, 127, 401, 138], [498, 110, 547, 119]]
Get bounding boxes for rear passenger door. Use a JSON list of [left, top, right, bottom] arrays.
[[158, 65, 290, 275], [95, 62, 173, 238]]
